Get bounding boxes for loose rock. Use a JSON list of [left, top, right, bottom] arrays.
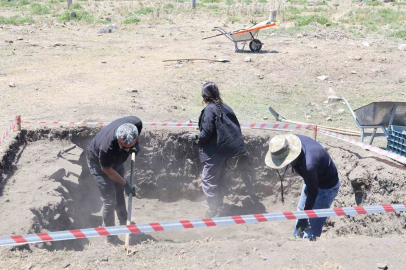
[[126, 88, 138, 93], [337, 109, 345, 115], [97, 24, 118, 34], [317, 75, 328, 81], [376, 263, 388, 269], [362, 41, 370, 47], [244, 57, 252, 62], [398, 44, 406, 51]]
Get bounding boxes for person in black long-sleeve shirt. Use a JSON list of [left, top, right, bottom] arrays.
[[265, 133, 340, 240], [187, 82, 247, 218]]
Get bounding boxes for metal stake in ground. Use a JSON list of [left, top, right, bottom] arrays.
[[16, 115, 21, 131], [125, 152, 136, 249]]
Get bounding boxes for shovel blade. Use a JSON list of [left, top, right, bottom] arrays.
[[269, 106, 286, 121]]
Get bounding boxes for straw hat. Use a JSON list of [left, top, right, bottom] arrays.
[[265, 134, 302, 169]]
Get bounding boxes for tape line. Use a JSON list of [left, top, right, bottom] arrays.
[[1, 204, 405, 247]]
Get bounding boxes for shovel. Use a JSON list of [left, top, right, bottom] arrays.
[[268, 106, 361, 136], [125, 152, 136, 250]]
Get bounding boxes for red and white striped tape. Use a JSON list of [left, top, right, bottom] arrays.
[[0, 118, 16, 146], [20, 120, 315, 130], [319, 129, 406, 164], [0, 204, 405, 247], [18, 118, 406, 164]]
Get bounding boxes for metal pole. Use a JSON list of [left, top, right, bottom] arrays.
[[125, 152, 136, 249], [191, 0, 196, 9]]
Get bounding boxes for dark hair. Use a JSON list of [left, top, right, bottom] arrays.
[[202, 82, 223, 117]]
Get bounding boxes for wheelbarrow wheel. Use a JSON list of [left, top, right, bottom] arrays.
[[249, 39, 262, 52]]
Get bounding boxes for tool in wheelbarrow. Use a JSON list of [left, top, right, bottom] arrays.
[[203, 11, 280, 52]]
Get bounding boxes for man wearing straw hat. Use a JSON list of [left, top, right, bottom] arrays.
[[265, 134, 340, 241]]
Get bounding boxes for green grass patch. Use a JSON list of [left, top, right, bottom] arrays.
[[287, 7, 303, 14], [291, 15, 330, 26], [227, 16, 240, 23], [133, 7, 154, 15], [57, 10, 94, 23], [239, 0, 252, 3], [389, 29, 406, 40], [30, 3, 50, 15], [0, 0, 29, 7], [207, 4, 219, 9], [0, 15, 34, 25], [164, 3, 174, 9], [70, 3, 83, 9], [123, 16, 141, 24], [285, 0, 307, 4], [340, 8, 405, 34], [201, 0, 221, 3], [366, 1, 382, 6], [78, 0, 88, 1]]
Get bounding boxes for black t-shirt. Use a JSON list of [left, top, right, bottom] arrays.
[[87, 116, 142, 168]]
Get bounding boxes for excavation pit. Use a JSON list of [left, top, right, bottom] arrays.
[[0, 126, 405, 251]]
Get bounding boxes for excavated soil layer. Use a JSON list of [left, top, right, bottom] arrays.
[[0, 127, 405, 251]]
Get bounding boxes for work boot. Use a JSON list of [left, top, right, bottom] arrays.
[[105, 235, 124, 246], [206, 206, 224, 218]]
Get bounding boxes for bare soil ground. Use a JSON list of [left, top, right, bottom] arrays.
[[1, 1, 406, 269]]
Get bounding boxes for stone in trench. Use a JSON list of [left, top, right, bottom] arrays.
[[49, 167, 66, 181], [57, 158, 82, 177]]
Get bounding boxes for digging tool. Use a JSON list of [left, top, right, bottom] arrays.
[[202, 33, 225, 40], [163, 58, 230, 63], [125, 151, 136, 250], [276, 165, 289, 203], [268, 106, 361, 136]]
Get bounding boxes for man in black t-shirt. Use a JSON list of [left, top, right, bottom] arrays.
[[87, 116, 142, 245], [265, 134, 340, 241]]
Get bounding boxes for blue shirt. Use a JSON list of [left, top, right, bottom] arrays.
[[292, 135, 339, 210]]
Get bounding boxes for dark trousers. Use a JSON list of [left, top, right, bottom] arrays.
[[87, 159, 127, 227], [201, 154, 227, 208]]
